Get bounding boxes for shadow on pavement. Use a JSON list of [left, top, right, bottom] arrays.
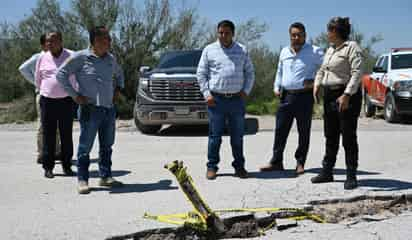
[[336, 178, 412, 191], [89, 170, 132, 178], [156, 118, 259, 137], [305, 168, 380, 176], [215, 170, 297, 179], [91, 179, 178, 194]]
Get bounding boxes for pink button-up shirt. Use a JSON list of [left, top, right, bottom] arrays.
[[35, 49, 77, 98]]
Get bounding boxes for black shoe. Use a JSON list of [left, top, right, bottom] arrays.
[[63, 167, 75, 176], [311, 172, 333, 183], [54, 153, 62, 161], [44, 170, 54, 179], [344, 173, 358, 190], [234, 168, 249, 179]]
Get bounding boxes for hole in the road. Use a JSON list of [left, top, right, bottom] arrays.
[[309, 194, 412, 224], [107, 194, 412, 240]]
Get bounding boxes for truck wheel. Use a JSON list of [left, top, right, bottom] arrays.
[[384, 93, 399, 123], [134, 118, 162, 134], [363, 91, 376, 118]]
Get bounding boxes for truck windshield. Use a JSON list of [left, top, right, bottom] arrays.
[[158, 51, 202, 68], [391, 54, 412, 70]]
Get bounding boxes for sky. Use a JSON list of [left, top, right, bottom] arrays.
[[1, 0, 411, 54]]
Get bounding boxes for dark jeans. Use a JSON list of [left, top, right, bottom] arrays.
[[271, 91, 313, 166], [322, 87, 362, 172], [77, 105, 116, 182], [40, 96, 74, 171], [207, 95, 245, 171]]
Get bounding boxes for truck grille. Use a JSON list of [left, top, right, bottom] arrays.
[[149, 78, 204, 101]]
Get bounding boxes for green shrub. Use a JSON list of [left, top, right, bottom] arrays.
[[115, 94, 134, 119], [0, 95, 37, 123]]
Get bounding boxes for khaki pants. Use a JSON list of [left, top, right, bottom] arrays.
[[36, 94, 61, 162]]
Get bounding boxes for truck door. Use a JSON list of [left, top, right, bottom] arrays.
[[369, 57, 384, 100], [376, 56, 389, 103]]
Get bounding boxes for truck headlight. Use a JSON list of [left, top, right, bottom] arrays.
[[139, 77, 149, 91], [393, 80, 412, 92]]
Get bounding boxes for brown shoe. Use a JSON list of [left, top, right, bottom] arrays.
[[260, 163, 284, 172], [295, 164, 305, 175], [206, 169, 217, 180]]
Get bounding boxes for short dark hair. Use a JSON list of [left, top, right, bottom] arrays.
[[327, 17, 351, 41], [47, 31, 63, 41], [217, 20, 235, 34], [89, 26, 109, 45], [289, 22, 306, 33], [40, 34, 46, 45]]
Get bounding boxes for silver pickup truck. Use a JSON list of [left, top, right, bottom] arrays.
[[133, 50, 208, 134]]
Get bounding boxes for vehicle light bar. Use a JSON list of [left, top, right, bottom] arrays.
[[391, 48, 412, 53]]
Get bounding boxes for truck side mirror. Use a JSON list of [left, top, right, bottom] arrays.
[[139, 66, 151, 74], [373, 66, 386, 73]]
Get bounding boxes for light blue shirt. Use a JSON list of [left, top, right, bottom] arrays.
[[196, 41, 255, 98], [274, 43, 323, 92], [56, 49, 124, 108]]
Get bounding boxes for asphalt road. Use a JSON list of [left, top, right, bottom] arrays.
[[1, 116, 412, 240]]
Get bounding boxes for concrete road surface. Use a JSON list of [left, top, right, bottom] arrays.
[[1, 116, 412, 240]]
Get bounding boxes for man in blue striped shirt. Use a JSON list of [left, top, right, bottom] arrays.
[[260, 22, 323, 175], [57, 26, 124, 194], [197, 20, 255, 180]]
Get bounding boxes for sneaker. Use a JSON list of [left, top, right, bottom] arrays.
[[234, 168, 249, 179], [44, 170, 54, 179], [98, 177, 123, 188], [206, 169, 217, 180], [63, 167, 75, 176], [78, 181, 90, 194], [259, 162, 284, 172]]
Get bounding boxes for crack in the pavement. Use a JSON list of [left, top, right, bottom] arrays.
[[107, 194, 412, 240]]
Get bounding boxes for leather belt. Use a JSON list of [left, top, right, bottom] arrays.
[[211, 91, 241, 98], [324, 84, 346, 91]]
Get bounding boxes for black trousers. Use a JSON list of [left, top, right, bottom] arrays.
[[322, 87, 362, 172], [40, 96, 74, 171], [271, 91, 314, 166]]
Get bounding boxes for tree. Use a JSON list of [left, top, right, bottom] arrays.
[[71, 0, 120, 31]]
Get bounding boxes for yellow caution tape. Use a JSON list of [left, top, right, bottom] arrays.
[[145, 161, 325, 233]]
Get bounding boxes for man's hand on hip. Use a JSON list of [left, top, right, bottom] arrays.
[[313, 86, 320, 104], [73, 95, 88, 105], [206, 95, 216, 107], [113, 89, 121, 104], [240, 91, 248, 99]]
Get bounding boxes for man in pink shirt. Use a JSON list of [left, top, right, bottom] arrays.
[[35, 31, 76, 178]]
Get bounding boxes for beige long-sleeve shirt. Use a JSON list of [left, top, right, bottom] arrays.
[[314, 41, 364, 95]]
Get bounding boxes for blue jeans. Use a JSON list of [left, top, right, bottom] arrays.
[[272, 91, 313, 166], [207, 95, 245, 171], [77, 105, 116, 181]]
